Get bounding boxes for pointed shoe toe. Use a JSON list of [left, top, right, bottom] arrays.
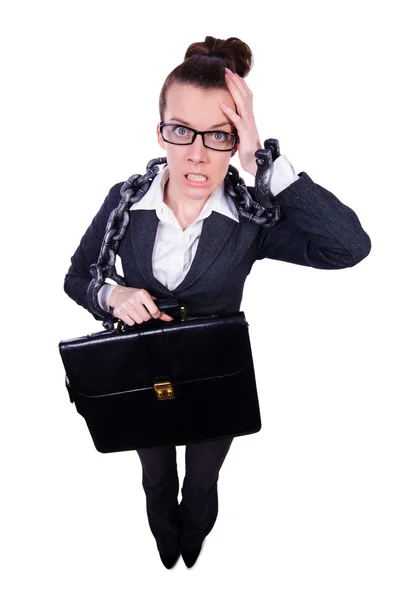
[[159, 549, 180, 569], [180, 542, 203, 568]]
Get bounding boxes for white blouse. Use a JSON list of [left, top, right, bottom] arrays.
[[98, 156, 299, 312]]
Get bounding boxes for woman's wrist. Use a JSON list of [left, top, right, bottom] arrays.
[[109, 285, 123, 309]]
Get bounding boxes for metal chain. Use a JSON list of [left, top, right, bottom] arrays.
[[87, 139, 282, 330]]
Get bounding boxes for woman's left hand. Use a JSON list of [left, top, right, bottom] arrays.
[[219, 67, 262, 177]]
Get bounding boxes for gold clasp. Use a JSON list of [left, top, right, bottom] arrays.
[[154, 380, 175, 400], [116, 319, 125, 334]]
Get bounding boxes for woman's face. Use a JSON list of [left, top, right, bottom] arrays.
[[156, 83, 238, 205]]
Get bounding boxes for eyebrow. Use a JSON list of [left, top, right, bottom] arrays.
[[169, 117, 232, 129]]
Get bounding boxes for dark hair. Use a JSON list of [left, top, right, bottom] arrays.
[[159, 36, 253, 122]]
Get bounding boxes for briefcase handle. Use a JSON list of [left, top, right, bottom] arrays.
[[115, 299, 224, 333], [115, 298, 186, 333], [154, 298, 187, 320]]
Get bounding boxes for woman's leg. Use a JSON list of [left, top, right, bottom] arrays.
[[135, 444, 182, 555], [179, 436, 234, 550]]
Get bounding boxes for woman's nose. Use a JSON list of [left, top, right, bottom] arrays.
[[188, 134, 208, 161]]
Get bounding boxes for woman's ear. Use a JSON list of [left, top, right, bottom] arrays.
[[157, 123, 166, 150]]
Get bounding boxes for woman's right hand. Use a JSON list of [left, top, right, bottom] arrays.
[[109, 285, 174, 326]]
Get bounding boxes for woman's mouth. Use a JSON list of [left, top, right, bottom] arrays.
[[185, 173, 209, 185], [186, 173, 207, 181]]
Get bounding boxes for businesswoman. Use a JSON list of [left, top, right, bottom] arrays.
[[63, 35, 371, 570]]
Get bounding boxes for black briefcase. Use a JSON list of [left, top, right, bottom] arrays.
[[59, 302, 261, 453]]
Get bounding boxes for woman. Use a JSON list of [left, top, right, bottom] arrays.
[[63, 36, 371, 570]]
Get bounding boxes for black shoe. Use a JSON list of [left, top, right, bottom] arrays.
[[180, 542, 203, 568], [159, 548, 180, 569]]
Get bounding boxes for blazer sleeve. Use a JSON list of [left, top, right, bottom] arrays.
[[63, 181, 124, 320], [254, 172, 371, 268]]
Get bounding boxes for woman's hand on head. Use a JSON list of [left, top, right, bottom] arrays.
[[219, 68, 262, 178], [109, 286, 174, 326]]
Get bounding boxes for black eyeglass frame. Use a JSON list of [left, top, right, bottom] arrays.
[[159, 122, 239, 152]]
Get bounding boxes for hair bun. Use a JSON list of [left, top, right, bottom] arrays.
[[184, 35, 253, 78], [207, 50, 227, 59], [159, 35, 254, 123]]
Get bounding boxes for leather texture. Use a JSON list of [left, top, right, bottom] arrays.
[[59, 310, 261, 453]]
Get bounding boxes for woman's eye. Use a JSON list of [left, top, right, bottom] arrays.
[[212, 132, 227, 141], [174, 126, 188, 136]]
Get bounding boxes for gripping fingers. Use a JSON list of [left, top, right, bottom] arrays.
[[113, 304, 142, 325]]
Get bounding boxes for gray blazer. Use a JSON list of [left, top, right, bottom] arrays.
[[64, 170, 371, 321]]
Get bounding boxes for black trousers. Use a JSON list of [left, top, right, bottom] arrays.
[[135, 436, 234, 555]]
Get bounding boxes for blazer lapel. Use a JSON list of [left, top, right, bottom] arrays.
[[128, 209, 237, 295], [129, 210, 170, 295], [173, 211, 237, 293]]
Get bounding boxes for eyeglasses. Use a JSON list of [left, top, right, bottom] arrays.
[[159, 122, 239, 152]]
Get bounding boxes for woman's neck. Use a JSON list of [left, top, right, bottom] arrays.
[[163, 179, 209, 229]]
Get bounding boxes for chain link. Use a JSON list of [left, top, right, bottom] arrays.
[[87, 141, 282, 330]]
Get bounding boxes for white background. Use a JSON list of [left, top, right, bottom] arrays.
[[1, 0, 396, 598]]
